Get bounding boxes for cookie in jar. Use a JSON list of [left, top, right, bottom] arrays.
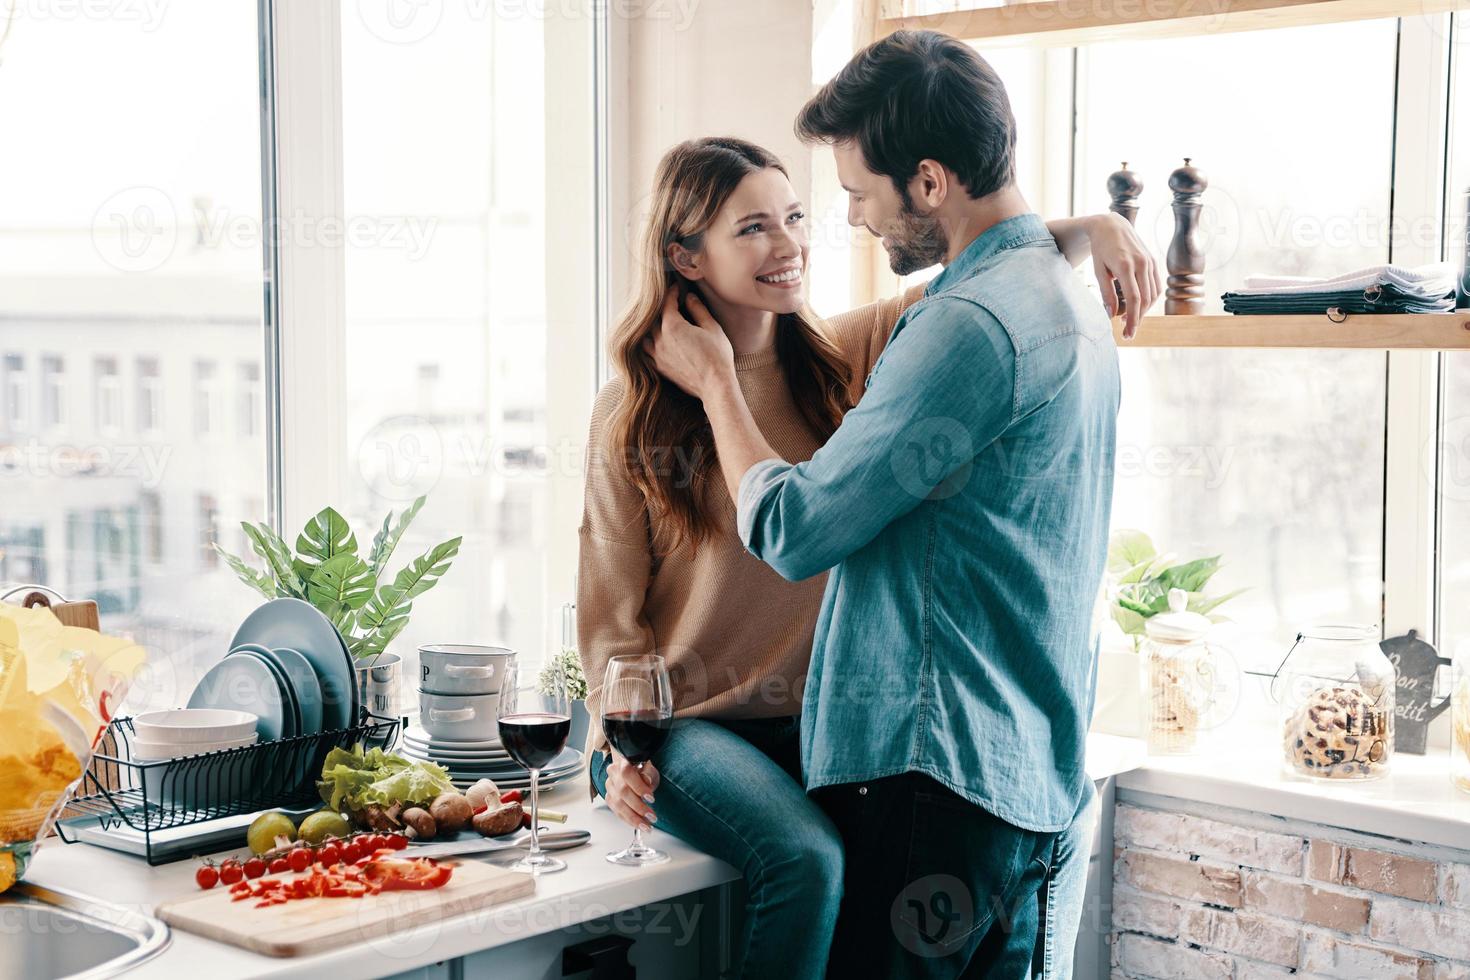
[[1276, 626, 1395, 781]]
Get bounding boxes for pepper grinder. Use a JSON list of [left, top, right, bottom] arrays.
[[1107, 162, 1142, 226], [1166, 158, 1207, 315], [1107, 163, 1144, 318]]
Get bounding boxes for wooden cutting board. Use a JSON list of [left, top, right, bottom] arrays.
[[156, 860, 535, 957]]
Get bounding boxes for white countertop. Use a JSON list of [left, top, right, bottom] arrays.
[[23, 733, 1148, 977], [1117, 732, 1470, 852], [43, 731, 1459, 977], [25, 780, 740, 980]]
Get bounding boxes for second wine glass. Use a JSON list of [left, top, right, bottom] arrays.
[[497, 661, 570, 875], [602, 654, 673, 866]]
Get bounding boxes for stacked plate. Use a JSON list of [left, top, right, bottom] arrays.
[[184, 598, 360, 742], [399, 723, 583, 792]]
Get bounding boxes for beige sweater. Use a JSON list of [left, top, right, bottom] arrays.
[[576, 286, 924, 762]]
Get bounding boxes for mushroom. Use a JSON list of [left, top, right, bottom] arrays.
[[430, 792, 473, 835], [473, 801, 522, 838], [464, 778, 500, 811], [401, 807, 437, 841]]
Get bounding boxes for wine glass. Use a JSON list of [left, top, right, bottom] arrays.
[[496, 661, 570, 875], [602, 654, 673, 866]]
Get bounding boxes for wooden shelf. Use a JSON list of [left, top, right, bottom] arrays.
[[1112, 313, 1470, 350], [878, 0, 1469, 49]]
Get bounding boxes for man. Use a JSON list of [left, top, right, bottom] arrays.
[[649, 30, 1132, 977]]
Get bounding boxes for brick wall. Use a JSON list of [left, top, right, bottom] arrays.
[[1110, 801, 1470, 979]]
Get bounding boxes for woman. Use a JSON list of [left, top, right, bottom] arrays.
[[578, 136, 1151, 979]]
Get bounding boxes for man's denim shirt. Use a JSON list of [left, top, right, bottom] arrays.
[[736, 213, 1121, 832]]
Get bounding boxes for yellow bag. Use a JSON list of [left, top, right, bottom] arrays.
[[0, 604, 145, 891]]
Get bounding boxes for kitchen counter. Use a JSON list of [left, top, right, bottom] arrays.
[[25, 733, 1148, 978], [25, 780, 740, 980], [1118, 730, 1470, 851]]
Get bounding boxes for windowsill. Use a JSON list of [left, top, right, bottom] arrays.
[[1116, 731, 1470, 852]]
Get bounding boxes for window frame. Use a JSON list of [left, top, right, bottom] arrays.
[[260, 0, 606, 666], [841, 13, 1460, 659]]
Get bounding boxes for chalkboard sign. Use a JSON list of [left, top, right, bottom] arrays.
[[1379, 630, 1451, 755]]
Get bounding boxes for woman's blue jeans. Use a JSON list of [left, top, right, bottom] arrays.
[[589, 716, 844, 980]]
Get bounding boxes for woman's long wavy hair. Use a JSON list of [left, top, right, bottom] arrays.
[[606, 137, 851, 559]]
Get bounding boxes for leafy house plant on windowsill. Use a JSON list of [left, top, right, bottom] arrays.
[[213, 495, 461, 718], [539, 647, 591, 753], [1091, 529, 1245, 738]]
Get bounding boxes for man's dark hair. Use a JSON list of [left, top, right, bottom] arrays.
[[795, 30, 1016, 203]]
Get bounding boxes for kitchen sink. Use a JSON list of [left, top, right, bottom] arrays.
[[0, 882, 170, 979]]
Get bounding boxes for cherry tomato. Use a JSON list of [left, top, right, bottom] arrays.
[[268, 857, 290, 874], [219, 860, 243, 885], [243, 857, 266, 879], [317, 843, 340, 866], [385, 833, 409, 851], [287, 848, 312, 873], [340, 839, 363, 863], [195, 865, 219, 890], [361, 834, 384, 852]]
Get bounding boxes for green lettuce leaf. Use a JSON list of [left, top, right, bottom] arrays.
[[317, 742, 453, 812]]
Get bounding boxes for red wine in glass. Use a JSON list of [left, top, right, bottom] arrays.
[[496, 662, 569, 875], [498, 713, 571, 770], [602, 655, 673, 866], [602, 711, 671, 765]]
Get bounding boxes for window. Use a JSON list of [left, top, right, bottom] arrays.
[[237, 361, 261, 439], [1073, 19, 1400, 652], [2, 354, 27, 431], [140, 489, 163, 565], [95, 356, 122, 434], [3, 4, 602, 707], [197, 493, 219, 570], [0, 4, 269, 698], [1437, 24, 1470, 663], [41, 355, 66, 428], [136, 357, 162, 434], [193, 360, 217, 437], [339, 5, 597, 671]]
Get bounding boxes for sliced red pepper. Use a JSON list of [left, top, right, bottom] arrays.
[[361, 858, 453, 891]]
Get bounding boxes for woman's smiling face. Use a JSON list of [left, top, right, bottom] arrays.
[[670, 167, 810, 315]]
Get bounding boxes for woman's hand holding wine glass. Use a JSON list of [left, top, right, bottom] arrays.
[[603, 755, 661, 831], [602, 655, 673, 866]]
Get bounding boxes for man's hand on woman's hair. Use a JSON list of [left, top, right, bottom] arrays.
[[645, 287, 736, 401]]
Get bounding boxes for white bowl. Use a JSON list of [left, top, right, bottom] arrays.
[[132, 708, 259, 744], [131, 733, 258, 761]]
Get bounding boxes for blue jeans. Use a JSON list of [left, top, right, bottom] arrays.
[[1041, 783, 1098, 979], [589, 716, 844, 980], [816, 773, 1086, 979]]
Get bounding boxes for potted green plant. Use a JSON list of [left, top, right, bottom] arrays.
[[214, 495, 461, 716], [1107, 529, 1245, 652], [1092, 529, 1245, 737], [538, 647, 590, 751]]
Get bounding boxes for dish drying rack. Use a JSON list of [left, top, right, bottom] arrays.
[[54, 711, 401, 865]]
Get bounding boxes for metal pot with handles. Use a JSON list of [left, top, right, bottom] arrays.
[[419, 644, 516, 697], [418, 690, 501, 741]]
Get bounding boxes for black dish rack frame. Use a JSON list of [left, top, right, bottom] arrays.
[[54, 710, 401, 865]]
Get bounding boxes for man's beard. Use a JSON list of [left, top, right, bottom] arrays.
[[882, 195, 948, 276]]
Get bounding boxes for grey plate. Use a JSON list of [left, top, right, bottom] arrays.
[[229, 598, 357, 730], [231, 643, 325, 738], [237, 648, 300, 739], [187, 652, 290, 741]]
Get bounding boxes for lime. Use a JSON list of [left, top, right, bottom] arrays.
[[297, 810, 352, 846], [246, 811, 297, 855]]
